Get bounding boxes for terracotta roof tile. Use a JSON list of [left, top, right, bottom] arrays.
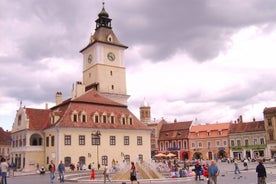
[[25, 108, 51, 130], [159, 121, 192, 141], [49, 89, 150, 131], [190, 122, 230, 132], [0, 128, 11, 145], [189, 122, 230, 139], [229, 121, 265, 133], [263, 107, 276, 114]]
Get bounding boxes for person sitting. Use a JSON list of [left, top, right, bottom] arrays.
[[40, 166, 45, 175]]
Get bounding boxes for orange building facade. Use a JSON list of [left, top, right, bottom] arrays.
[[189, 123, 230, 160]]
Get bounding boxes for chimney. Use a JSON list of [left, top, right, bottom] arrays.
[[45, 103, 48, 109], [239, 115, 243, 123], [253, 117, 256, 122], [56, 92, 63, 105], [73, 81, 85, 98]]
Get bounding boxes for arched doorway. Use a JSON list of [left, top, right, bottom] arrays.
[[193, 152, 202, 159], [30, 133, 43, 146], [181, 152, 188, 160], [217, 150, 227, 159]]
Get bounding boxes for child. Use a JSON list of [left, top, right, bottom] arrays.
[[90, 168, 95, 180]]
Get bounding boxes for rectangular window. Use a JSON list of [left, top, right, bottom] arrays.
[[237, 140, 241, 146], [268, 119, 272, 126], [254, 139, 257, 145], [82, 115, 86, 122], [95, 115, 99, 123], [103, 115, 107, 123], [51, 136, 55, 146], [231, 140, 234, 146], [216, 140, 220, 146], [111, 116, 115, 124], [110, 136, 116, 145], [207, 141, 211, 148], [79, 135, 85, 145], [64, 135, 71, 145], [124, 136, 129, 145], [137, 136, 142, 145], [260, 138, 265, 144], [223, 140, 227, 146], [191, 142, 195, 148], [73, 114, 77, 122], [92, 135, 101, 145], [46, 137, 49, 147], [245, 139, 249, 146], [122, 118, 126, 125]]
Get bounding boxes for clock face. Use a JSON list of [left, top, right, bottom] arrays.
[[107, 52, 115, 61], [88, 54, 92, 63]]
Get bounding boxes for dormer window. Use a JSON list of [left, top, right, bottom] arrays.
[[71, 111, 78, 122], [80, 111, 87, 123], [177, 132, 181, 136], [102, 113, 107, 123], [93, 112, 99, 123], [110, 114, 115, 124], [128, 115, 133, 125], [122, 117, 126, 125]]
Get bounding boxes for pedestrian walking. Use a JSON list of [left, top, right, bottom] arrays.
[[234, 159, 240, 174], [130, 162, 139, 184], [208, 160, 219, 184], [103, 164, 112, 184], [193, 161, 202, 181], [48, 160, 56, 184], [0, 158, 9, 184], [256, 159, 266, 184], [58, 161, 65, 183]]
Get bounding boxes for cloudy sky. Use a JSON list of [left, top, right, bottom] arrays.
[[1, 0, 276, 131]]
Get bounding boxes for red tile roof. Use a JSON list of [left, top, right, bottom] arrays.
[[25, 108, 51, 130], [190, 122, 230, 132], [49, 89, 150, 130], [263, 107, 276, 114], [229, 121, 265, 133], [189, 122, 230, 139], [0, 128, 11, 145], [159, 121, 192, 141]]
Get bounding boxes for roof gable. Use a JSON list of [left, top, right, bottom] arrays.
[[25, 108, 51, 130]]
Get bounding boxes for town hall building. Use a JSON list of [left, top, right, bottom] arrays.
[[10, 3, 151, 172]]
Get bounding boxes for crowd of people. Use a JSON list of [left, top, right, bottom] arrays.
[[0, 156, 269, 184], [154, 156, 268, 184]]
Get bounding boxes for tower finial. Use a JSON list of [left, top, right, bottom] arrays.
[[102, 0, 105, 7]]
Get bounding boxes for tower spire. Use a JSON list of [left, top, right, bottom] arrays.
[[95, 0, 112, 30]]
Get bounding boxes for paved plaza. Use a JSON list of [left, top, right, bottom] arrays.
[[6, 161, 276, 184]]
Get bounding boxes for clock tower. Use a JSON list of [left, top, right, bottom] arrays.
[[80, 3, 129, 105]]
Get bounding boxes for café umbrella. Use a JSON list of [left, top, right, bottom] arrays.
[[154, 153, 167, 157], [166, 153, 176, 157]]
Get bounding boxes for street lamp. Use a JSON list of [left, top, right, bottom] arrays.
[[92, 130, 101, 170]]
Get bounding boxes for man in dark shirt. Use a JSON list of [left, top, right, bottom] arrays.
[[194, 161, 202, 181], [256, 159, 266, 184]]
